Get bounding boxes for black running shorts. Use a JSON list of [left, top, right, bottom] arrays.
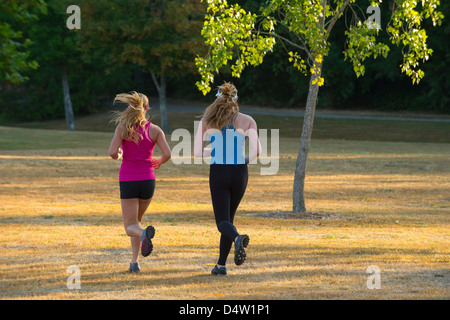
[[119, 179, 155, 199]]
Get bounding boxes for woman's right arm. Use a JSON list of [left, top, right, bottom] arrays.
[[194, 118, 211, 158], [109, 126, 123, 160]]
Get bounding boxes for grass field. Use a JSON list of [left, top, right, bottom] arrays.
[[0, 109, 449, 300]]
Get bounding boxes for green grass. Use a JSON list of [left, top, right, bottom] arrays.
[[252, 116, 450, 143], [0, 126, 111, 151]]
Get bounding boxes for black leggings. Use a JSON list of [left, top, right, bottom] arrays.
[[209, 164, 248, 266]]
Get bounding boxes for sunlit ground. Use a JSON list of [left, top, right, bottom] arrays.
[[0, 124, 448, 299]]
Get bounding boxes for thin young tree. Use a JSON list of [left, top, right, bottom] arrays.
[[195, 0, 444, 213], [26, 1, 77, 130]]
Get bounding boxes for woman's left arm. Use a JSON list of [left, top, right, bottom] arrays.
[[152, 126, 171, 169], [246, 117, 261, 164]]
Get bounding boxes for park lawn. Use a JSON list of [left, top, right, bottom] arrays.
[[5, 108, 450, 144], [0, 117, 449, 299]]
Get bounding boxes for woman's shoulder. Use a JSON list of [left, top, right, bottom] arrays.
[[148, 122, 161, 131], [148, 122, 164, 141], [233, 112, 256, 132], [236, 112, 254, 121], [236, 112, 256, 126]]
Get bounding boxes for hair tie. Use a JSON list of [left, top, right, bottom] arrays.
[[216, 91, 238, 102]]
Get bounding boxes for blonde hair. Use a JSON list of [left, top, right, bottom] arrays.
[[111, 91, 149, 144], [203, 82, 239, 129]]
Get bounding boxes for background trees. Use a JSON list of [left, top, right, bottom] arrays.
[[0, 0, 448, 125], [27, 1, 80, 130], [79, 0, 206, 133], [0, 0, 46, 84]]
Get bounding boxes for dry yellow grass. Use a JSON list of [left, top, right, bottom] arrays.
[[0, 130, 449, 300]]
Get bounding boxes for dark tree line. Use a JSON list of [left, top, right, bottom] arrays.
[[0, 0, 448, 128]]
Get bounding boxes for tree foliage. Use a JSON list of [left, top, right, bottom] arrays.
[[0, 0, 47, 84], [78, 0, 206, 132], [196, 0, 444, 93], [79, 0, 204, 76], [0, 0, 447, 124]]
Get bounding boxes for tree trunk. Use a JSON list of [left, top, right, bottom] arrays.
[[61, 68, 75, 131], [292, 61, 322, 213], [150, 69, 170, 133]]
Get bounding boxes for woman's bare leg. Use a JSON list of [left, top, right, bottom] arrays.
[[121, 198, 152, 263]]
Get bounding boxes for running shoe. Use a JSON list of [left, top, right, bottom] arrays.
[[234, 234, 249, 265], [129, 262, 141, 273], [211, 265, 227, 276], [141, 226, 155, 257]]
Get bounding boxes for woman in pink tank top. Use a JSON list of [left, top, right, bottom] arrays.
[[109, 91, 171, 273]]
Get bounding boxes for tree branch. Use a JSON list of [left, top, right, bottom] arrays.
[[326, 0, 351, 38], [254, 30, 309, 54]]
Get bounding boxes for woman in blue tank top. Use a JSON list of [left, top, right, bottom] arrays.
[[194, 82, 261, 276]]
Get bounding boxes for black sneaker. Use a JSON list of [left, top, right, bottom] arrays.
[[234, 234, 249, 266], [141, 226, 155, 257], [211, 265, 227, 276]]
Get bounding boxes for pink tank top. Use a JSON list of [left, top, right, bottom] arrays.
[[119, 122, 156, 181]]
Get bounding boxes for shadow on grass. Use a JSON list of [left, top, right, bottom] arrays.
[[1, 239, 448, 299]]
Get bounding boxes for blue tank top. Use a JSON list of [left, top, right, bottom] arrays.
[[209, 115, 246, 165]]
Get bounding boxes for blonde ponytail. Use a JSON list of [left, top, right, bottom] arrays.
[[111, 91, 149, 143], [203, 82, 239, 129]]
